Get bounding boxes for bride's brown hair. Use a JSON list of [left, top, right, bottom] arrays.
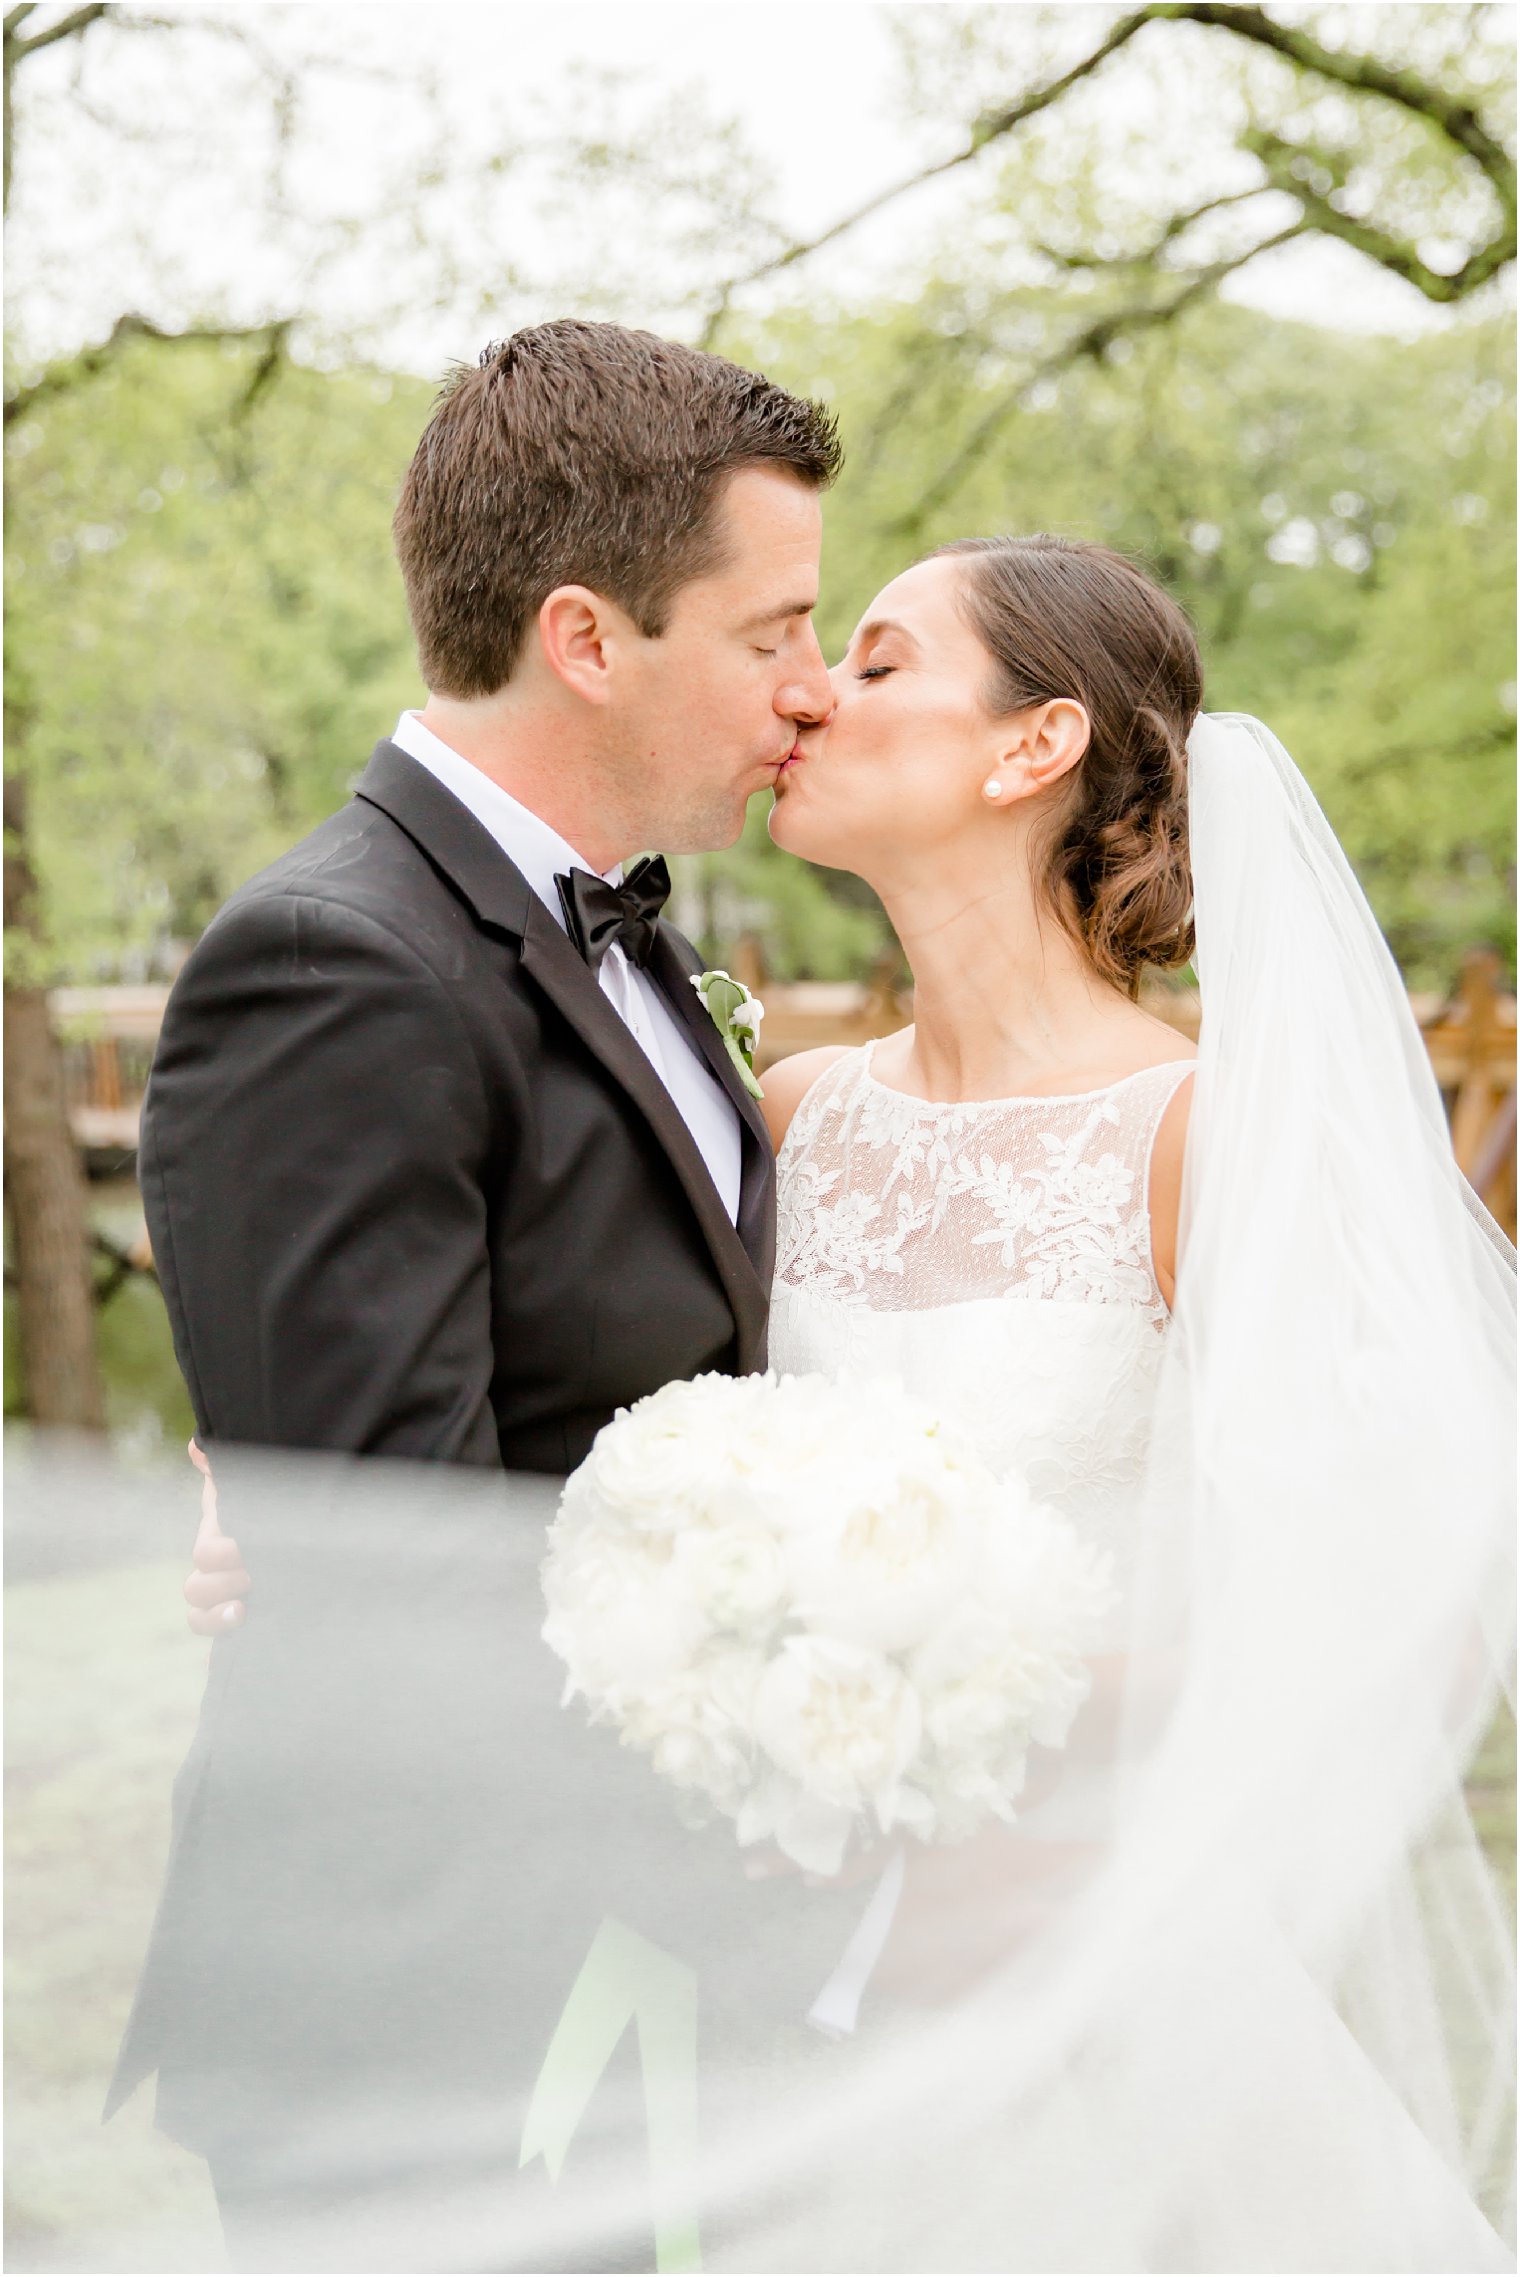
[[930, 534, 1202, 1000]]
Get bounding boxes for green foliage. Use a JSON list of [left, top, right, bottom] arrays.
[[4, 1258, 194, 1447], [5, 298, 1513, 992], [6, 344, 432, 979], [745, 291, 1516, 985]]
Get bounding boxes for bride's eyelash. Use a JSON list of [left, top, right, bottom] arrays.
[[857, 666, 894, 681]]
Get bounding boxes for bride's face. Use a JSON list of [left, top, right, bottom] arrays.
[[768, 555, 1027, 878]]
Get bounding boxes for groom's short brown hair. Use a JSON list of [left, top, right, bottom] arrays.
[[393, 321, 843, 698]]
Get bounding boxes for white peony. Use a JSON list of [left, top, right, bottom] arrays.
[[912, 1507, 1115, 1767], [542, 1370, 1114, 1867], [782, 1451, 992, 1655], [618, 1648, 765, 1815], [749, 1633, 923, 1869], [673, 1518, 788, 1638], [582, 1371, 769, 1531], [541, 1524, 708, 1705]]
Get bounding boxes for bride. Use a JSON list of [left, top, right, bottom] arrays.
[[185, 531, 1514, 2272], [764, 533, 1200, 1588], [753, 534, 1514, 2272]]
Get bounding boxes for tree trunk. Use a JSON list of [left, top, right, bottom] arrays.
[[4, 774, 106, 1430]]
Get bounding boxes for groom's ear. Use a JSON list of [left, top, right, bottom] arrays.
[[537, 584, 627, 707]]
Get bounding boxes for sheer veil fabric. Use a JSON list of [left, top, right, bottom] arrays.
[[714, 715, 1517, 2273], [40, 722, 1508, 2273]]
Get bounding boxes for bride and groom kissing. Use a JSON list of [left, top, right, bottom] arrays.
[[107, 319, 1514, 2274]]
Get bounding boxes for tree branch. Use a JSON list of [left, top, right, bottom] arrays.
[[1243, 124, 1514, 301], [4, 1, 109, 215], [698, 4, 1159, 346], [890, 221, 1308, 544], [7, 2, 107, 58], [1035, 184, 1273, 272], [1150, 2, 1516, 208], [4, 310, 293, 425], [88, 1225, 155, 1306], [699, 2, 1514, 338]]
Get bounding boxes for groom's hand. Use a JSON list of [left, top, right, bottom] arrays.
[[182, 1439, 250, 1635]]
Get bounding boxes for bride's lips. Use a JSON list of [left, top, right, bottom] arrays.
[[775, 742, 805, 778]]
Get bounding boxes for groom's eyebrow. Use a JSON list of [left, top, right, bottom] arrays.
[[741, 597, 817, 629]]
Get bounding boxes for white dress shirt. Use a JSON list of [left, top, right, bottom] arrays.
[[390, 712, 744, 1224]]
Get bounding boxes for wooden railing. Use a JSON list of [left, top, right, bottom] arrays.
[[742, 943, 1516, 1240], [51, 987, 164, 1156], [1410, 950, 1518, 1236], [49, 946, 1519, 1239]]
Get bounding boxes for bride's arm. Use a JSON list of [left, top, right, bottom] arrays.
[[1147, 1072, 1196, 1312], [757, 1045, 851, 1154]]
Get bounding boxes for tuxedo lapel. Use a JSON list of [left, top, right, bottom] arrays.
[[517, 904, 770, 1370], [354, 740, 536, 937], [356, 739, 771, 1367], [644, 928, 776, 1286]]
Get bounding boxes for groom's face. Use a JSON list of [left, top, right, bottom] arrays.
[[610, 466, 833, 853]]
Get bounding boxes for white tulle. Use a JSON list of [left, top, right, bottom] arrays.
[[17, 717, 1510, 2274], [736, 713, 1517, 2271]]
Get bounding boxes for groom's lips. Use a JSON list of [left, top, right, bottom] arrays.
[[775, 742, 804, 776]]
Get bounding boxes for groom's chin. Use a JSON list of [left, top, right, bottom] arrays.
[[669, 793, 756, 856]]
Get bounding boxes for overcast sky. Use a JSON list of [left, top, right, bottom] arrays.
[[7, 1, 1505, 376]]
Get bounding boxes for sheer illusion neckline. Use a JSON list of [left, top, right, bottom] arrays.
[[860, 1039, 1197, 1114]]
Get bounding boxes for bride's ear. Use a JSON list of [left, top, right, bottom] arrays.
[[996, 699, 1090, 801]]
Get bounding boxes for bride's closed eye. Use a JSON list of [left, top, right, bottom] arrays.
[[856, 665, 894, 682]]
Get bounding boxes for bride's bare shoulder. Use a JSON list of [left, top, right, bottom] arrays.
[[759, 1045, 855, 1153]]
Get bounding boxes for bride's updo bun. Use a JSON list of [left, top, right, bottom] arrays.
[[930, 534, 1202, 999]]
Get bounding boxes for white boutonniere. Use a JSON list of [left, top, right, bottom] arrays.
[[691, 969, 765, 1100]]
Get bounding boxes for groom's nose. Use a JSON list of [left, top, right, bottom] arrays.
[[779, 623, 836, 728]]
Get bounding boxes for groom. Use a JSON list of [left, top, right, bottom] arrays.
[[106, 321, 849, 2269], [142, 320, 837, 1466]]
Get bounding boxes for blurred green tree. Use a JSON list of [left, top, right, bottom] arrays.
[[2, 2, 426, 1427], [4, 2, 1514, 1427], [13, 294, 1512, 992], [756, 291, 1515, 982]]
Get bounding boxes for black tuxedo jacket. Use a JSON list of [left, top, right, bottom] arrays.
[[108, 743, 856, 2178], [141, 737, 775, 1472]]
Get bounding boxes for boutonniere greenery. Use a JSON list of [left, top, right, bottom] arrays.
[[691, 970, 765, 1100]]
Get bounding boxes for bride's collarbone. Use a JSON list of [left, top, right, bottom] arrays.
[[868, 1023, 1196, 1106]]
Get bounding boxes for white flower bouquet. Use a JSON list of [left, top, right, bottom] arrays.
[[541, 1372, 1116, 1875]]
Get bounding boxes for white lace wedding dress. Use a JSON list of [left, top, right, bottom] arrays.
[[768, 1039, 1196, 1633]]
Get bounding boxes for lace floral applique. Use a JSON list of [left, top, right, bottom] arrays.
[[775, 1048, 1191, 1325], [852, 1081, 972, 1194], [780, 1174, 933, 1297], [947, 1114, 1157, 1307]]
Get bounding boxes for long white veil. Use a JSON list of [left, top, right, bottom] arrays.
[[717, 712, 1516, 2272], [1105, 712, 1515, 2265]]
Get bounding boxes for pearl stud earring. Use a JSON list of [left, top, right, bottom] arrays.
[[982, 777, 1003, 800]]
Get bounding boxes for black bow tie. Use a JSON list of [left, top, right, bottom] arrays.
[[555, 855, 671, 975]]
